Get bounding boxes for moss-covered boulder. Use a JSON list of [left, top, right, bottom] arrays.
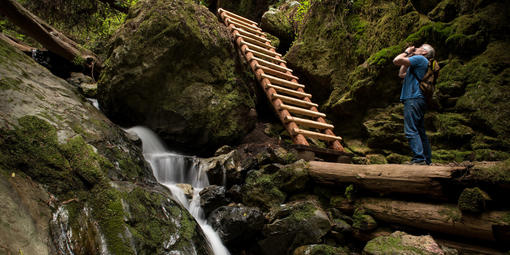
[[98, 0, 256, 155], [242, 160, 310, 210], [259, 200, 332, 255], [363, 231, 448, 255], [260, 1, 300, 51], [286, 0, 510, 161], [0, 39, 212, 254]]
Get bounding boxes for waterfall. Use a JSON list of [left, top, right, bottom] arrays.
[[127, 126, 230, 255]]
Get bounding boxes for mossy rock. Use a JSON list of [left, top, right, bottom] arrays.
[[98, 0, 256, 155], [364, 231, 447, 255], [352, 209, 377, 231], [458, 187, 490, 213]]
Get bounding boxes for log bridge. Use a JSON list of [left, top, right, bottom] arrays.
[[217, 9, 346, 154]]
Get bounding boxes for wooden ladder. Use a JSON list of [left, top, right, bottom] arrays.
[[218, 8, 345, 152]]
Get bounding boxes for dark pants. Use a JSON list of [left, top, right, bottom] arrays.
[[403, 98, 431, 164]]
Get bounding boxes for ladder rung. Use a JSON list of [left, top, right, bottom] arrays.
[[267, 84, 311, 98], [241, 41, 281, 56], [218, 8, 258, 25], [280, 103, 326, 118], [248, 49, 285, 64], [261, 74, 304, 89], [293, 128, 342, 141], [227, 20, 264, 35], [237, 34, 275, 49], [250, 56, 291, 72], [224, 15, 260, 29], [272, 93, 316, 108], [285, 116, 334, 129], [233, 28, 270, 42], [257, 65, 297, 80]]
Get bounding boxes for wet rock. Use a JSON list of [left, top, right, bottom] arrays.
[[98, 0, 256, 155], [214, 0, 276, 21], [293, 244, 349, 255], [67, 72, 97, 98], [364, 231, 448, 255], [259, 200, 331, 255], [200, 185, 229, 216], [207, 205, 264, 247], [0, 39, 211, 254], [176, 183, 194, 199]]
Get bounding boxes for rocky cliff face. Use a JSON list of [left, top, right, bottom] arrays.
[[98, 0, 257, 156], [0, 39, 212, 255], [284, 0, 510, 162]]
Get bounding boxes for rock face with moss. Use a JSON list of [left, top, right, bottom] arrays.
[[0, 40, 212, 254], [98, 0, 257, 155], [286, 0, 510, 163]]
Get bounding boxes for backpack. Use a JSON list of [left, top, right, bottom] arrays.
[[410, 59, 440, 105]]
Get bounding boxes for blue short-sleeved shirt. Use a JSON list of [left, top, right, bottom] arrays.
[[400, 55, 429, 101]]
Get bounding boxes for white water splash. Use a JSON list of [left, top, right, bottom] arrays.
[[128, 126, 230, 255]]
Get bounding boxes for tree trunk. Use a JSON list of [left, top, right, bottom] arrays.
[[0, 0, 102, 76], [308, 161, 466, 198], [353, 197, 509, 243]]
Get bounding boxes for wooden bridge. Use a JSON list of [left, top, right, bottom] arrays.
[[217, 8, 345, 153]]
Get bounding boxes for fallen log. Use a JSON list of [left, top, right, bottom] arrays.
[[0, 0, 102, 76], [308, 161, 466, 198], [352, 197, 510, 243], [0, 33, 33, 52]]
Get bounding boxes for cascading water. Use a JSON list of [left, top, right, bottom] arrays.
[[128, 126, 230, 255]]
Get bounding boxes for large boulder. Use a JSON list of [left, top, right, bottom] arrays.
[[260, 1, 300, 51], [0, 39, 212, 254], [213, 0, 278, 22], [286, 0, 510, 162], [199, 185, 229, 216], [259, 200, 332, 255], [98, 0, 256, 155]]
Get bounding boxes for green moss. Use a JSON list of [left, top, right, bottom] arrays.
[[438, 205, 462, 222], [352, 208, 377, 231], [60, 135, 105, 186], [344, 184, 354, 202], [290, 202, 316, 222], [91, 185, 133, 254], [364, 232, 429, 255], [470, 159, 510, 183], [431, 149, 472, 163], [458, 187, 489, 213]]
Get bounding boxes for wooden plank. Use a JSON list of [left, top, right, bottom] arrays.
[[272, 93, 317, 108], [233, 28, 270, 42], [224, 14, 260, 29], [251, 56, 292, 72], [267, 84, 311, 98], [257, 65, 297, 80], [227, 20, 264, 35], [261, 74, 304, 89], [241, 41, 281, 56], [285, 116, 334, 129], [280, 103, 326, 118], [248, 49, 286, 64], [293, 128, 342, 141], [218, 8, 258, 25], [237, 35, 275, 49]]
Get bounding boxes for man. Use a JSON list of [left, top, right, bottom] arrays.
[[393, 44, 435, 165]]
